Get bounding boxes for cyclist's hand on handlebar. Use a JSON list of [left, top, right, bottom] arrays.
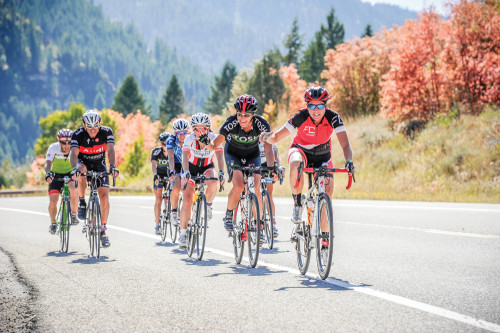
[[168, 169, 176, 182], [218, 170, 226, 186], [154, 174, 160, 186], [109, 164, 119, 178], [45, 171, 55, 183], [181, 171, 190, 188], [345, 159, 356, 182], [70, 167, 80, 181]]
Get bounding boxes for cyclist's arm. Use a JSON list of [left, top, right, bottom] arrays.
[[167, 149, 175, 172], [206, 134, 225, 151], [215, 149, 225, 173], [261, 125, 290, 144], [263, 142, 275, 167], [70, 147, 79, 168], [151, 160, 158, 175], [273, 148, 282, 165], [44, 160, 53, 173], [181, 150, 190, 174], [106, 142, 116, 166], [336, 131, 353, 162]]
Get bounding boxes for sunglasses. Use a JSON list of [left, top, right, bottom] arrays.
[[85, 123, 100, 129], [237, 112, 252, 118], [307, 104, 326, 110], [176, 131, 189, 135], [59, 141, 71, 145]]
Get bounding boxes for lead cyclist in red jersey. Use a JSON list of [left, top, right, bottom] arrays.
[[261, 86, 356, 222]]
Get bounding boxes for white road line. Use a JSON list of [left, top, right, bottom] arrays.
[[333, 203, 500, 213], [3, 206, 500, 332]]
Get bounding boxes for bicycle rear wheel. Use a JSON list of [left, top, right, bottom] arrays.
[[59, 199, 71, 253], [247, 193, 261, 268], [316, 193, 334, 280], [160, 195, 170, 242], [261, 190, 273, 249], [232, 199, 244, 264], [195, 194, 207, 260], [187, 204, 196, 258], [171, 195, 182, 243]]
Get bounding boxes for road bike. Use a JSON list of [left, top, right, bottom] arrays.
[[227, 163, 262, 268], [259, 164, 284, 250], [158, 174, 182, 243], [54, 176, 72, 253], [291, 162, 353, 279], [79, 171, 115, 258]]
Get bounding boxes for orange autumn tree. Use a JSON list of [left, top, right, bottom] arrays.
[[323, 29, 396, 118], [280, 64, 307, 117], [442, 0, 500, 114], [380, 10, 451, 123]]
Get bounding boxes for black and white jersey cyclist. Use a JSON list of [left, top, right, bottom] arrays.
[[45, 129, 78, 234], [206, 94, 276, 231], [166, 118, 190, 228], [178, 113, 225, 248], [70, 110, 119, 248], [151, 132, 171, 234]]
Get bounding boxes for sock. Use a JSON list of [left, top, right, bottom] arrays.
[[180, 229, 186, 236], [101, 224, 107, 232], [172, 208, 177, 212], [79, 197, 85, 205], [225, 209, 233, 217], [292, 194, 302, 207], [51, 220, 57, 224], [71, 212, 76, 217], [207, 202, 212, 206]]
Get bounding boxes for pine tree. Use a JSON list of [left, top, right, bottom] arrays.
[[361, 24, 374, 38], [203, 61, 237, 114], [283, 18, 303, 66], [159, 74, 184, 124], [299, 31, 326, 83], [321, 8, 345, 50], [112, 74, 146, 115]]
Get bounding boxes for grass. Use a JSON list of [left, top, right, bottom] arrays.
[[90, 108, 500, 203]]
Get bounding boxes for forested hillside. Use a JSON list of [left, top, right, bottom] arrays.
[[93, 0, 417, 73], [0, 0, 209, 163]]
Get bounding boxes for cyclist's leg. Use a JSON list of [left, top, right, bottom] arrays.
[[204, 168, 217, 204], [288, 147, 307, 222], [48, 182, 61, 223], [76, 161, 88, 220], [97, 175, 110, 226], [179, 180, 195, 245], [153, 181, 163, 226], [68, 180, 78, 215], [171, 164, 182, 210]]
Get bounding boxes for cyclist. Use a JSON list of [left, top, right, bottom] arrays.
[[151, 132, 171, 234], [166, 119, 190, 228], [258, 141, 281, 238], [178, 113, 224, 248], [45, 129, 78, 234], [206, 94, 276, 232], [261, 86, 355, 251], [70, 109, 119, 248]]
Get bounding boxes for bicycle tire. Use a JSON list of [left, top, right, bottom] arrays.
[[93, 198, 102, 258], [62, 198, 71, 253], [86, 201, 94, 257], [316, 193, 334, 280], [187, 203, 196, 258], [172, 195, 182, 243], [247, 193, 261, 268], [160, 195, 169, 242], [295, 221, 311, 275], [232, 199, 244, 264], [195, 194, 207, 260], [261, 190, 274, 249]]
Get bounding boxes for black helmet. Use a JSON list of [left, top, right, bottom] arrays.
[[304, 86, 330, 103]]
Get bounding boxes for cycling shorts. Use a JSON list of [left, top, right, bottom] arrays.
[[224, 150, 261, 175], [187, 163, 215, 186], [48, 172, 73, 195], [288, 145, 334, 169], [78, 159, 109, 188], [153, 163, 182, 190]]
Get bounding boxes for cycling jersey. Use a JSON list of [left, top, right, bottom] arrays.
[[258, 142, 278, 166], [71, 126, 115, 170], [182, 132, 222, 167], [46, 142, 72, 174], [165, 135, 182, 164], [220, 114, 271, 157], [151, 146, 169, 175], [284, 108, 345, 155]]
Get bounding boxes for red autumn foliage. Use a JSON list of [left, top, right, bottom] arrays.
[[280, 64, 308, 116]]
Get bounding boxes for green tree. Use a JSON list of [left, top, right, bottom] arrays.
[[321, 8, 345, 50], [361, 24, 374, 38], [112, 74, 146, 115], [283, 18, 303, 66], [300, 31, 326, 83], [159, 74, 184, 124], [204, 61, 237, 115], [34, 103, 86, 156], [122, 135, 147, 176], [247, 48, 285, 114]]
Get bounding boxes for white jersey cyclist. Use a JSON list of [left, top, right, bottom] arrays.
[[182, 132, 222, 167]]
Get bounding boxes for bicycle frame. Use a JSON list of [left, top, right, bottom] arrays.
[[54, 176, 72, 253]]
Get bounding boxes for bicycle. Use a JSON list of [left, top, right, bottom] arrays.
[[227, 163, 262, 268], [78, 171, 115, 258], [259, 164, 285, 250], [54, 176, 72, 253], [158, 174, 182, 243], [291, 161, 353, 280]]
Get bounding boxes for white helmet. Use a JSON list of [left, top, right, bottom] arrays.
[[190, 113, 211, 127], [82, 110, 101, 128], [173, 118, 190, 132]]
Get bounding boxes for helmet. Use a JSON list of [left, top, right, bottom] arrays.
[[172, 119, 190, 132], [82, 110, 101, 128], [234, 94, 258, 114], [57, 128, 73, 140], [304, 86, 330, 103], [190, 113, 211, 127], [158, 132, 170, 142]]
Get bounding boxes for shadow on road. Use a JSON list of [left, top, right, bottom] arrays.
[[207, 264, 287, 278], [275, 276, 372, 292], [260, 247, 290, 255], [181, 258, 229, 267], [46, 251, 78, 257], [70, 255, 117, 264], [155, 241, 177, 248]]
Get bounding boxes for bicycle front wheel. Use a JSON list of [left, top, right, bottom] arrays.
[[232, 199, 244, 264], [316, 193, 334, 280], [90, 197, 102, 258], [195, 194, 207, 260], [172, 195, 182, 243], [187, 205, 196, 258], [247, 193, 261, 268], [295, 221, 311, 275], [261, 190, 273, 249], [59, 199, 71, 253], [160, 195, 170, 242]]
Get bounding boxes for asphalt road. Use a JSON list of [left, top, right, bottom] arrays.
[[0, 195, 499, 332]]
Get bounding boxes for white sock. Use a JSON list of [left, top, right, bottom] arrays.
[[180, 229, 186, 236]]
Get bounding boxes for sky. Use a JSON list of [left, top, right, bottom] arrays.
[[361, 0, 449, 15]]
